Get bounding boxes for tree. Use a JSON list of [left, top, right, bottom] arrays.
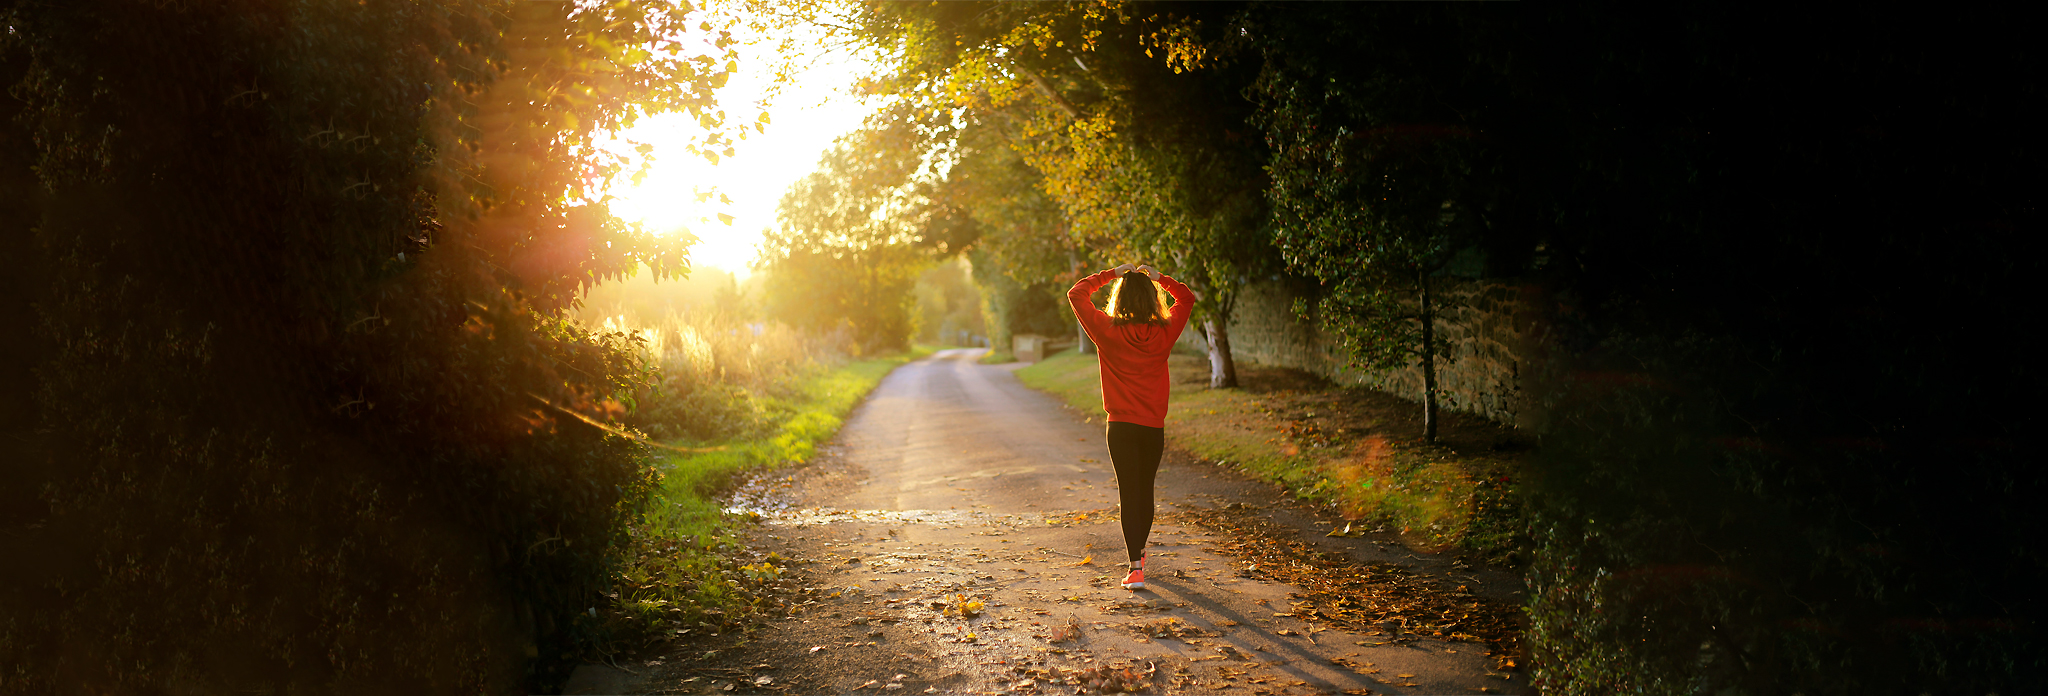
[[0, 0, 741, 690], [840, 0, 1282, 387], [912, 256, 986, 346], [1237, 4, 2048, 692], [931, 117, 1083, 355], [758, 110, 966, 353], [1240, 4, 1498, 443]]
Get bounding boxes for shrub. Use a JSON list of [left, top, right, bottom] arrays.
[[1522, 332, 2044, 695], [0, 1, 739, 692]]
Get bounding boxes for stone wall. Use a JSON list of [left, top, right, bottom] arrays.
[[1177, 279, 1539, 427]]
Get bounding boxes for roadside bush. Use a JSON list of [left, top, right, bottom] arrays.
[[589, 343, 919, 652], [605, 311, 821, 443], [0, 1, 737, 692], [1522, 331, 2045, 695]]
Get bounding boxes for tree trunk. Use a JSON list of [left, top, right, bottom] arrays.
[[1070, 249, 1093, 354], [1418, 270, 1439, 445], [1204, 318, 1239, 389]]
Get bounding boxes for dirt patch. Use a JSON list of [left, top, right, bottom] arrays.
[[574, 453, 959, 695]]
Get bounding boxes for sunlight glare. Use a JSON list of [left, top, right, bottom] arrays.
[[600, 17, 881, 280]]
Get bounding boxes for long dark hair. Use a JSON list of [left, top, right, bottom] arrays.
[[1108, 271, 1170, 326]]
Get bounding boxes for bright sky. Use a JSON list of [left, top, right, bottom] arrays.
[[599, 18, 882, 279]]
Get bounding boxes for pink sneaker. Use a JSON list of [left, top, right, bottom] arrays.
[[1122, 555, 1146, 590]]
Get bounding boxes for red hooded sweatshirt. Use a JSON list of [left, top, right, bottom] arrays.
[[1068, 269, 1198, 428]]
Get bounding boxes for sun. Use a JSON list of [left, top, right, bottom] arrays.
[[597, 17, 881, 280]]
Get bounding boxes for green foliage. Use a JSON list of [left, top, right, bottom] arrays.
[[598, 352, 920, 649], [913, 256, 987, 346], [835, 2, 1288, 384], [1517, 333, 2042, 695], [972, 257, 1076, 355], [0, 0, 743, 691], [1017, 349, 1522, 562], [758, 121, 956, 353], [1240, 3, 1493, 438], [943, 120, 1079, 352], [998, 6, 2048, 690], [610, 308, 821, 443]]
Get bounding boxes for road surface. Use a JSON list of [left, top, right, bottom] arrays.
[[570, 348, 1524, 695]]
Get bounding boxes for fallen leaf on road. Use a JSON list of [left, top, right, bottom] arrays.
[[853, 679, 880, 690], [1048, 619, 1083, 642], [1165, 506, 1521, 658]]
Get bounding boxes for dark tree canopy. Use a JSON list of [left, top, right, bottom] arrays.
[[802, 2, 2048, 691], [0, 0, 741, 691], [1234, 3, 2047, 692]]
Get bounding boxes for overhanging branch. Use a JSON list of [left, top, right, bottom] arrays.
[[1010, 61, 1082, 120]]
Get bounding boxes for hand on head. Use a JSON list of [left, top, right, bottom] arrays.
[[1113, 263, 1138, 275], [1137, 265, 1160, 280]]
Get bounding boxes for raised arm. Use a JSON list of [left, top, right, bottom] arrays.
[[1156, 273, 1197, 337], [1067, 267, 1122, 342]]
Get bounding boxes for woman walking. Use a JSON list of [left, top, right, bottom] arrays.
[[1068, 263, 1196, 590]]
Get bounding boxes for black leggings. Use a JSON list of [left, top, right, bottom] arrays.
[[1105, 421, 1165, 564]]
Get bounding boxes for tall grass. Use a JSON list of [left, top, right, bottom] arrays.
[[600, 308, 848, 443]]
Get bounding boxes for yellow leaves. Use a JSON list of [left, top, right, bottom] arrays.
[[738, 561, 779, 582], [1072, 554, 1094, 567], [941, 593, 984, 617]]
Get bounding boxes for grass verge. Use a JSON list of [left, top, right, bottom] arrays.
[[1017, 349, 1526, 563], [595, 347, 930, 652]]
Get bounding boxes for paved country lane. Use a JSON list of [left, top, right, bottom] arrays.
[[568, 348, 1525, 695]]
